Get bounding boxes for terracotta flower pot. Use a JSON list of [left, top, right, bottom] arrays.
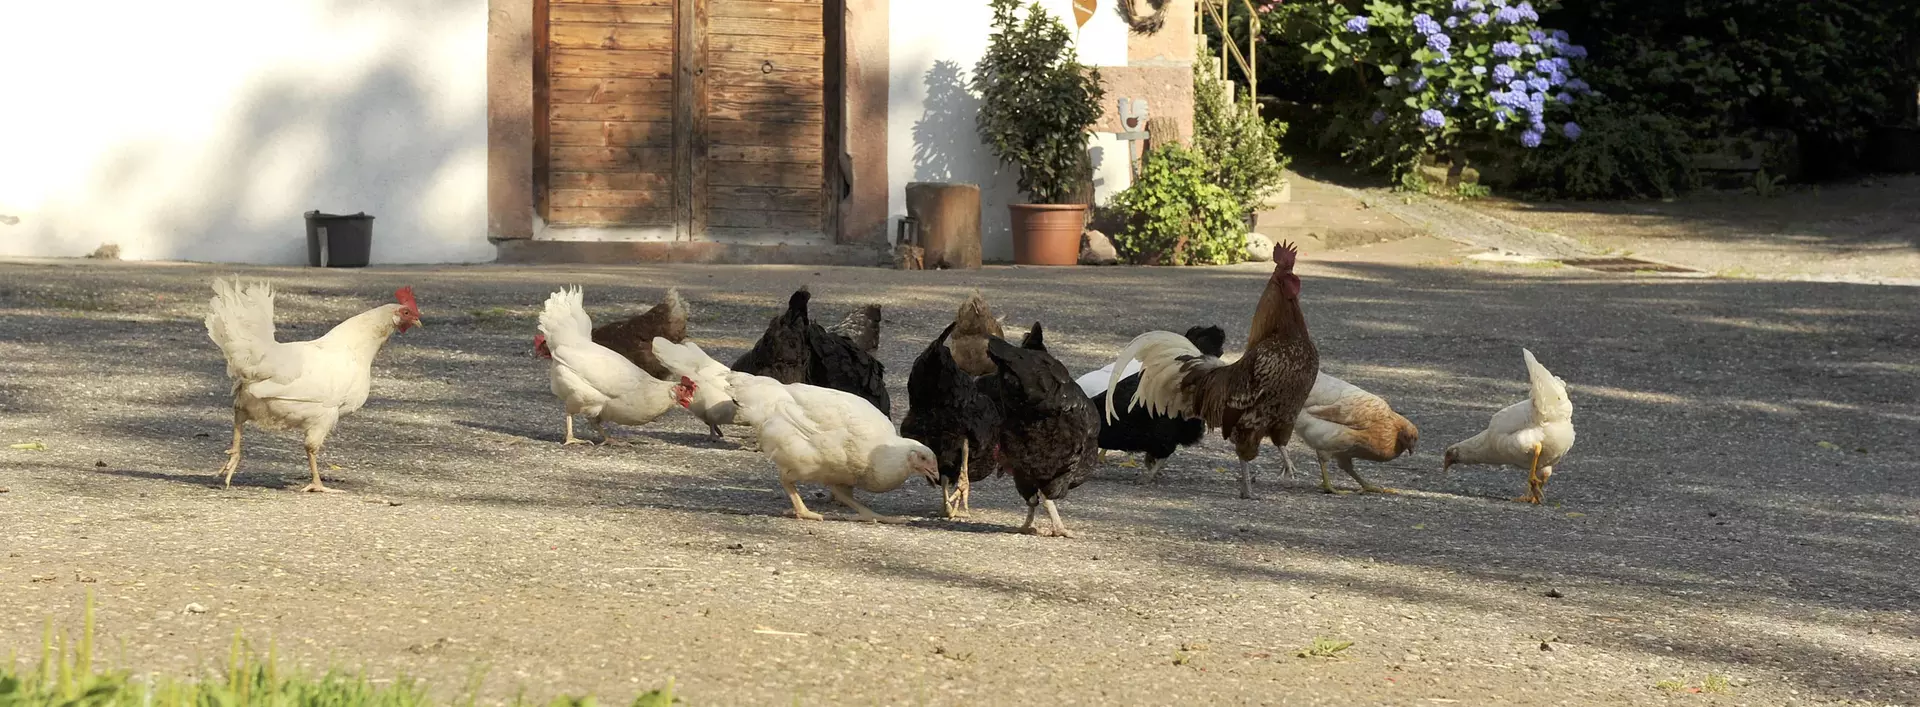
[[1007, 203, 1087, 266]]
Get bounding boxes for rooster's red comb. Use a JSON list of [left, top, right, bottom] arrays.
[[1274, 241, 1299, 272], [394, 286, 417, 310]]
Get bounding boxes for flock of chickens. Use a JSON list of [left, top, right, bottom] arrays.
[[202, 244, 1578, 537]]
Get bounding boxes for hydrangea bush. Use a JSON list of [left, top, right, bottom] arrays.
[[1295, 0, 1592, 182]]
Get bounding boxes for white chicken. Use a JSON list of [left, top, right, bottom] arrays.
[[1442, 349, 1575, 504], [536, 286, 696, 445], [721, 371, 938, 523], [1280, 372, 1419, 494], [204, 279, 421, 492], [649, 336, 740, 433]]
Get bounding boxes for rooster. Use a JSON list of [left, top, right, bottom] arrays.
[[732, 288, 889, 414], [1280, 373, 1419, 494], [721, 372, 938, 523], [900, 321, 1002, 518], [949, 292, 1006, 377], [204, 279, 421, 492], [1106, 243, 1318, 499], [1076, 325, 1226, 484], [1442, 349, 1575, 504], [588, 288, 689, 380], [535, 286, 697, 445], [983, 323, 1101, 538]]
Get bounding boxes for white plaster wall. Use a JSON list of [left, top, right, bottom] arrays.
[[0, 0, 493, 264], [887, 0, 1131, 262]]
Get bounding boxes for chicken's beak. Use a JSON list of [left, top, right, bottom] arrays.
[[916, 460, 940, 485]]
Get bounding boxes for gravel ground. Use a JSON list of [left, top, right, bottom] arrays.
[[2, 255, 1917, 706]]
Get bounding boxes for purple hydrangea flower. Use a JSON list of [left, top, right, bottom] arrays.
[[1452, 0, 1475, 10], [1445, 15, 1460, 28], [1343, 16, 1370, 33], [1495, 108, 1511, 124], [1546, 71, 1566, 87], [1493, 64, 1516, 83], [1552, 29, 1570, 43], [1413, 13, 1441, 35], [1556, 91, 1574, 104], [1516, 2, 1539, 21], [1419, 109, 1447, 128], [1431, 48, 1453, 64], [1562, 44, 1589, 59], [1562, 122, 1583, 140], [1527, 76, 1551, 92], [1564, 78, 1591, 93], [1496, 7, 1522, 23], [1524, 43, 1544, 55], [1472, 65, 1489, 76], [1470, 12, 1491, 25], [1536, 57, 1565, 73], [1508, 79, 1529, 93], [1370, 110, 1387, 125], [1411, 77, 1430, 91], [1427, 33, 1452, 52], [1443, 89, 1462, 107], [1530, 30, 1547, 43], [1520, 129, 1544, 148], [1492, 41, 1523, 58]]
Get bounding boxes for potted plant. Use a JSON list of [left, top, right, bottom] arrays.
[[972, 0, 1107, 265]]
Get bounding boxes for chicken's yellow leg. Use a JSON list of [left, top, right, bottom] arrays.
[[941, 478, 957, 518], [828, 484, 909, 524], [1317, 455, 1346, 495], [1340, 457, 1397, 494], [218, 415, 245, 488], [300, 446, 341, 493], [1513, 442, 1543, 504], [562, 415, 590, 445], [592, 419, 632, 446], [1040, 492, 1077, 539], [781, 479, 823, 521]]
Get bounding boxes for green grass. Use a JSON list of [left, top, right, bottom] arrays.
[[1295, 636, 1353, 659], [4, 595, 679, 707]]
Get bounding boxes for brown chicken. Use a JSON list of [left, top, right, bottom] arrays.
[[1105, 243, 1319, 499], [1281, 372, 1418, 494], [588, 288, 688, 379], [824, 304, 882, 353], [949, 292, 1005, 377]]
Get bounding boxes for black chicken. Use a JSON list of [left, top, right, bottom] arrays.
[[981, 322, 1100, 538], [1079, 325, 1226, 484], [900, 322, 1002, 519], [732, 288, 890, 414]]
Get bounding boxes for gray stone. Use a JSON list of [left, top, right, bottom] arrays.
[[1080, 229, 1118, 266], [1244, 233, 1275, 262]]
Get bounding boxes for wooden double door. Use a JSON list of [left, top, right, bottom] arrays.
[[536, 0, 839, 241]]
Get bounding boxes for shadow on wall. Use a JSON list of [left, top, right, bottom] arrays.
[[0, 0, 490, 265], [908, 60, 1023, 262]]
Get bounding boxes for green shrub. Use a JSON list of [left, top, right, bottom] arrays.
[[1506, 101, 1699, 198], [971, 0, 1107, 204], [1111, 145, 1247, 265], [1193, 60, 1291, 219], [1275, 0, 1596, 183]]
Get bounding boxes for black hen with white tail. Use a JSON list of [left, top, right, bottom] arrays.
[[1077, 325, 1226, 484]]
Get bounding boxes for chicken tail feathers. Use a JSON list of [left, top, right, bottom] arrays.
[[651, 337, 731, 387], [660, 287, 689, 323], [205, 277, 277, 378], [537, 286, 595, 349], [1522, 348, 1572, 424], [1105, 330, 1202, 424]]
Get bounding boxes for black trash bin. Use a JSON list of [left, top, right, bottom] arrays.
[[304, 211, 375, 268]]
